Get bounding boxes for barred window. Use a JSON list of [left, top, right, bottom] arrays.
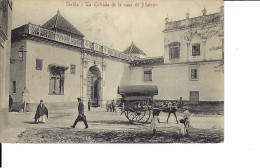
[[36, 59, 43, 70], [191, 69, 198, 79], [144, 69, 152, 82], [169, 42, 180, 59], [49, 70, 64, 95], [70, 64, 76, 74], [192, 43, 200, 56]]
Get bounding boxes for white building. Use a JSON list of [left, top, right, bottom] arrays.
[[10, 6, 224, 112], [129, 6, 224, 104], [10, 10, 130, 111]]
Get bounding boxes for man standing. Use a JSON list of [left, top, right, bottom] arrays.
[[179, 107, 191, 137], [34, 100, 48, 123], [111, 100, 116, 112], [71, 98, 88, 129], [88, 99, 91, 111], [9, 95, 13, 112], [22, 87, 29, 112]]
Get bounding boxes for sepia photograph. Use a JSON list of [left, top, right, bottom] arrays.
[[0, 0, 224, 143]]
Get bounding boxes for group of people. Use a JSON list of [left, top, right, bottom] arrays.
[[32, 97, 191, 137], [106, 100, 116, 112], [33, 98, 90, 129]]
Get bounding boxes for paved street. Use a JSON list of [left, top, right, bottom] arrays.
[[1, 107, 224, 143]]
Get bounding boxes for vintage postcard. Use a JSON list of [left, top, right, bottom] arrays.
[[0, 0, 224, 143]]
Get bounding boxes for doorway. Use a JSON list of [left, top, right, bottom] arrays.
[[87, 66, 101, 107]]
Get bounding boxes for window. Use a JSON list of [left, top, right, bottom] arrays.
[[70, 64, 76, 74], [191, 69, 198, 80], [49, 69, 64, 95], [169, 42, 180, 59], [144, 68, 152, 82], [12, 81, 16, 93], [192, 43, 200, 56], [36, 59, 43, 70]]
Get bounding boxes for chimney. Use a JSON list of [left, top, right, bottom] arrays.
[[202, 7, 207, 16], [186, 11, 190, 19]]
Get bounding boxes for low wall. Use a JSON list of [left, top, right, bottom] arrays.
[[11, 101, 78, 112]]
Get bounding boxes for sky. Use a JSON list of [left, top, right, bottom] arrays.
[[12, 0, 223, 57]]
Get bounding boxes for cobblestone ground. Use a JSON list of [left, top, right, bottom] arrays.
[[2, 107, 224, 143]]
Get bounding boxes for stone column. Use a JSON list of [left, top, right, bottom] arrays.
[[82, 60, 88, 98], [202, 40, 207, 61], [186, 40, 191, 62]]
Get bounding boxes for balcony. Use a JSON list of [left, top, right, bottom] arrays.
[[27, 23, 82, 47], [164, 12, 223, 32], [12, 23, 132, 62]]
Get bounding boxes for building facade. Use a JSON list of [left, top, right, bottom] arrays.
[[10, 7, 224, 112], [129, 6, 224, 104], [10, 11, 131, 111], [0, 0, 12, 133]]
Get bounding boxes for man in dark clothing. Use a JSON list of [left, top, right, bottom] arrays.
[[88, 99, 91, 111], [9, 95, 13, 112], [111, 100, 116, 112], [71, 98, 88, 129]]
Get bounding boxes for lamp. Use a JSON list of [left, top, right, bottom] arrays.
[[18, 45, 27, 61]]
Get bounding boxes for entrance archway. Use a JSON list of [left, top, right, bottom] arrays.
[[87, 66, 101, 107]]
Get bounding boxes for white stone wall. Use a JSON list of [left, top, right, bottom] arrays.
[[10, 40, 27, 103], [103, 58, 131, 102], [130, 62, 224, 101], [10, 38, 132, 109], [25, 40, 82, 104]]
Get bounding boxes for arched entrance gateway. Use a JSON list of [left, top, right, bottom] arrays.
[[87, 66, 101, 107]]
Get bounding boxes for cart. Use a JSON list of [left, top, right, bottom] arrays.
[[118, 85, 158, 124]]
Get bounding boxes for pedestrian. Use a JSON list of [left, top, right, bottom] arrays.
[[22, 87, 29, 112], [9, 95, 13, 112], [178, 97, 184, 109], [88, 99, 91, 111], [106, 101, 109, 112], [163, 100, 168, 107], [151, 110, 160, 136], [111, 99, 116, 112], [34, 100, 48, 124], [71, 98, 88, 129], [168, 101, 172, 107], [179, 106, 191, 137]]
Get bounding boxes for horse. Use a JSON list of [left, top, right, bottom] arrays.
[[153, 107, 179, 124]]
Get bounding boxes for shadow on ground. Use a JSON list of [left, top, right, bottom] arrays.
[[88, 120, 134, 125], [17, 127, 224, 143]]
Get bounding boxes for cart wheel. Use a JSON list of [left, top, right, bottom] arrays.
[[125, 102, 151, 125]]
